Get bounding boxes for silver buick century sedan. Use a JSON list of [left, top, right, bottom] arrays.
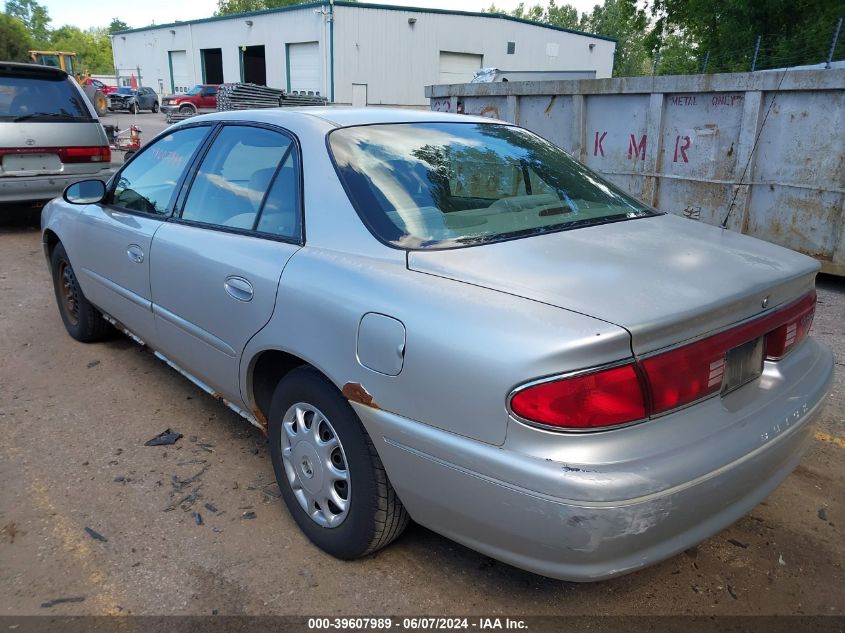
[[41, 108, 833, 581]]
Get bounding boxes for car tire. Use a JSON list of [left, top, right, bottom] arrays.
[[178, 104, 194, 115], [268, 366, 409, 559], [151, 102, 159, 113], [130, 102, 139, 115], [50, 243, 114, 343]]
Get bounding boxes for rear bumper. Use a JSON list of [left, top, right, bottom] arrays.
[[355, 338, 834, 581], [0, 169, 113, 204]]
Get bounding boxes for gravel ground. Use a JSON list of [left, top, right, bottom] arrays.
[[0, 218, 842, 616]]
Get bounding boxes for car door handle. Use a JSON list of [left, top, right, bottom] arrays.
[[127, 244, 144, 263], [224, 276, 254, 302]]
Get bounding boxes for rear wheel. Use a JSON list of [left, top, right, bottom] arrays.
[[51, 243, 113, 343], [151, 101, 159, 113], [268, 367, 409, 559]]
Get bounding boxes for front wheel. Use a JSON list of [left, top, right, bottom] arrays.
[[268, 367, 409, 559], [130, 102, 139, 115], [50, 243, 114, 342], [178, 104, 194, 115]]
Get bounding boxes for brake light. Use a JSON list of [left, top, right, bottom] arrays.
[[764, 292, 816, 359], [0, 146, 110, 164], [510, 291, 816, 431], [509, 364, 647, 430], [59, 146, 111, 163]]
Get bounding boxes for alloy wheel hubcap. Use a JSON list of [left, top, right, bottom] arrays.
[[281, 403, 350, 528]]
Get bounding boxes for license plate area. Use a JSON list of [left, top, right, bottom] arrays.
[[721, 336, 765, 395], [1, 153, 62, 174]]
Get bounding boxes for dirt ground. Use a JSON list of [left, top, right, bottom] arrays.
[[0, 217, 843, 617]]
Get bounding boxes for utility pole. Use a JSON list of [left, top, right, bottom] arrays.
[[701, 51, 710, 73], [652, 49, 661, 76], [827, 17, 843, 69], [751, 35, 762, 71]]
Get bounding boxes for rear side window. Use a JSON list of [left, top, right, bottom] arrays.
[[181, 125, 293, 233], [0, 73, 91, 121], [112, 126, 209, 215]]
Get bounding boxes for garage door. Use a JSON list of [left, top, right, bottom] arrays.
[[287, 42, 321, 94], [169, 50, 190, 93], [438, 52, 483, 84]]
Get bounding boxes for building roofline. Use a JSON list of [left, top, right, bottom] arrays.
[[112, 0, 617, 43]]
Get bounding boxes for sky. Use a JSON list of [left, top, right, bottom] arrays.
[[40, 0, 600, 30]]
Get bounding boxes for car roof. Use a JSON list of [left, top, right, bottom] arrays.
[[186, 107, 503, 129], [295, 107, 500, 127], [0, 62, 68, 79]]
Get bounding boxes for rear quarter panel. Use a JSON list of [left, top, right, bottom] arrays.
[[241, 247, 632, 445]]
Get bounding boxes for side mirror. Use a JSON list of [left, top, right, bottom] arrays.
[[63, 179, 106, 205]]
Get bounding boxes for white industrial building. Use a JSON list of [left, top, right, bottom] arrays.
[[111, 1, 616, 107]]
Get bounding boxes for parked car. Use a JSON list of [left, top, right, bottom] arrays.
[[0, 62, 112, 206], [108, 86, 159, 113], [41, 108, 833, 581], [161, 84, 219, 115], [82, 77, 117, 96]]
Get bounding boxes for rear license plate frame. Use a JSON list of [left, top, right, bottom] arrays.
[[721, 336, 765, 395]]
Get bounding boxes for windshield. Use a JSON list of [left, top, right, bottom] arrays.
[[328, 122, 655, 249], [0, 73, 91, 121], [186, 85, 203, 95]]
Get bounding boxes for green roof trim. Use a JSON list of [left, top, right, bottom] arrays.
[[112, 0, 617, 43]]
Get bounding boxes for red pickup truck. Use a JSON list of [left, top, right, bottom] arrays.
[[160, 84, 218, 114]]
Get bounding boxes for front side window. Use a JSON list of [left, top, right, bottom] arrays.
[[181, 125, 293, 231], [111, 126, 209, 215], [329, 122, 655, 249]]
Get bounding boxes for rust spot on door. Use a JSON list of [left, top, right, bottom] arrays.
[[342, 382, 379, 409]]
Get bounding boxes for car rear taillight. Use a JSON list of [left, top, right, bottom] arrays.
[[764, 292, 816, 360], [509, 363, 647, 430], [58, 146, 111, 163], [0, 146, 111, 164], [510, 291, 816, 431]]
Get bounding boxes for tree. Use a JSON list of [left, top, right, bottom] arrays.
[[581, 0, 650, 77], [0, 12, 32, 61], [215, 0, 314, 16], [108, 17, 129, 34], [49, 25, 114, 73], [4, 0, 50, 43], [649, 0, 844, 72]]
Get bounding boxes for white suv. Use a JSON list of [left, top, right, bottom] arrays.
[[0, 62, 113, 206]]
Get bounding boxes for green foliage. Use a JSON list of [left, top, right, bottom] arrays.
[[0, 12, 32, 61], [4, 0, 49, 44], [49, 25, 114, 73], [2, 0, 124, 74], [649, 0, 844, 72], [108, 17, 129, 34], [215, 0, 319, 16]]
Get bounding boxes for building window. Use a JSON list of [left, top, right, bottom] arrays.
[[507, 42, 515, 54]]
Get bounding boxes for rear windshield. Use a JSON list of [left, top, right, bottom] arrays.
[[328, 122, 655, 249], [0, 73, 92, 122]]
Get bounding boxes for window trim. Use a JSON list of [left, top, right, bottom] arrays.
[[105, 122, 216, 219], [169, 121, 305, 246]]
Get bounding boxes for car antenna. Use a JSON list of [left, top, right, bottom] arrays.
[[720, 63, 791, 230]]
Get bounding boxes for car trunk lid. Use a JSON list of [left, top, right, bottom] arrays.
[[407, 214, 819, 354], [0, 121, 110, 177]]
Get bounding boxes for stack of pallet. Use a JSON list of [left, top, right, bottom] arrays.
[[165, 111, 197, 124], [217, 83, 328, 111]]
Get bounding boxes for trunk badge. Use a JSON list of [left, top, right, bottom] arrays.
[[762, 296, 769, 308], [25, 138, 35, 146]]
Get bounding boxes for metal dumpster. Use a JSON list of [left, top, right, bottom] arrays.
[[427, 69, 845, 276]]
